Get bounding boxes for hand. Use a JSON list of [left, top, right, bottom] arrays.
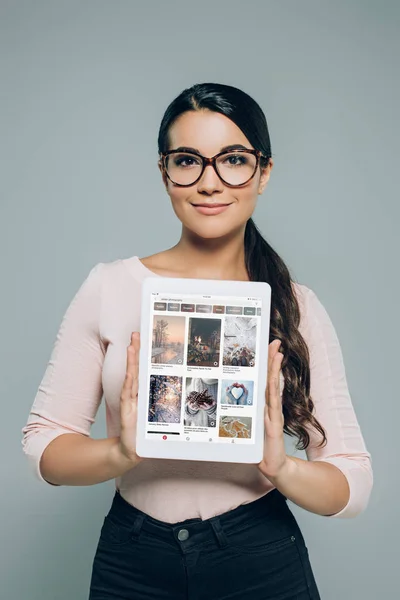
[[118, 332, 143, 466], [241, 385, 249, 405], [258, 339, 288, 480]]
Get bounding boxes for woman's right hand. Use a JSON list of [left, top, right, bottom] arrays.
[[118, 332, 143, 466]]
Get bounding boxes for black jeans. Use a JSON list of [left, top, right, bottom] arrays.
[[89, 488, 321, 599]]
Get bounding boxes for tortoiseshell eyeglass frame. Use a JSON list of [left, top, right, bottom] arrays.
[[159, 148, 270, 188]]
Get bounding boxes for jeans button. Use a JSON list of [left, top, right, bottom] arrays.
[[177, 528, 189, 541]]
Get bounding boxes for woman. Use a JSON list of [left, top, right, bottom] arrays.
[[22, 82, 373, 599]]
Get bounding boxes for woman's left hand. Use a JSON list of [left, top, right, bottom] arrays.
[[257, 339, 288, 480]]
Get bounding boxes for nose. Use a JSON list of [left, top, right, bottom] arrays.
[[197, 163, 224, 195]]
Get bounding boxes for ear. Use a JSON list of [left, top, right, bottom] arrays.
[[258, 158, 274, 195], [158, 160, 169, 189]]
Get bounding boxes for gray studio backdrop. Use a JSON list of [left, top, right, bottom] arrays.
[[1, 1, 398, 599]]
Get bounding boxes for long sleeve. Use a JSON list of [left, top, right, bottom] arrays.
[[22, 263, 106, 483], [300, 286, 373, 518]]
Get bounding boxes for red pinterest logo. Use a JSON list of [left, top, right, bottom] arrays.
[[162, 435, 167, 440]]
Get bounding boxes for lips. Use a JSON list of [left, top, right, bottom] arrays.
[[192, 203, 230, 208], [191, 203, 232, 215]]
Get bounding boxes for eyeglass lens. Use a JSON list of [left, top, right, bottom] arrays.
[[165, 151, 258, 186]]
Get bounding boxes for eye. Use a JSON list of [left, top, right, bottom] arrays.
[[222, 153, 249, 166], [172, 153, 202, 168]]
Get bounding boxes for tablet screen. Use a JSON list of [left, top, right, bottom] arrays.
[[144, 291, 264, 446]]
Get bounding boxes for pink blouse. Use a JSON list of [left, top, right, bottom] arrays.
[[22, 256, 373, 523]]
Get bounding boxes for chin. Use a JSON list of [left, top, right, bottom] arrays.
[[172, 203, 251, 241], [188, 226, 236, 240], [185, 219, 246, 241]]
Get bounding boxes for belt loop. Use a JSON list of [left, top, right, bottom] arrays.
[[209, 517, 228, 548], [131, 513, 145, 538]]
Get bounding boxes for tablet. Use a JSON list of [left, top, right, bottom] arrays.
[[136, 277, 271, 464]]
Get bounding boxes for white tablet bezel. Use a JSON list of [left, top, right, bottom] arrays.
[[136, 276, 271, 464]]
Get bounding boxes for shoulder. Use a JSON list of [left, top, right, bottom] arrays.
[[86, 255, 146, 286], [75, 256, 145, 311], [290, 281, 341, 351], [291, 281, 330, 333], [76, 256, 146, 327], [291, 281, 313, 325]]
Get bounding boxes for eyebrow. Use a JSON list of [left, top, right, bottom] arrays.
[[171, 144, 251, 154]]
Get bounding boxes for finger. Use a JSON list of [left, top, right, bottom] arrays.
[[270, 351, 283, 388], [120, 371, 137, 423], [121, 370, 133, 402], [267, 352, 283, 409], [131, 360, 139, 399], [131, 332, 141, 393], [128, 349, 139, 398], [266, 352, 284, 413], [126, 342, 136, 376], [126, 332, 140, 373], [122, 338, 138, 400], [268, 339, 281, 370], [132, 331, 141, 355]]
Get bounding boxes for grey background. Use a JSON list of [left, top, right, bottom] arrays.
[[1, 1, 398, 598]]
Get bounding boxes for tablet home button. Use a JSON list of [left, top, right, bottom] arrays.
[[177, 528, 189, 541]]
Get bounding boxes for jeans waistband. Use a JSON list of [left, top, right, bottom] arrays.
[[108, 488, 291, 552]]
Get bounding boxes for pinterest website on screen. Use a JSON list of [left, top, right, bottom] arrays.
[[145, 292, 263, 445]]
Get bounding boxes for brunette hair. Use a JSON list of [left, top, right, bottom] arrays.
[[157, 82, 327, 451]]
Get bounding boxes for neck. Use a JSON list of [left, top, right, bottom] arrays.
[[170, 225, 249, 281]]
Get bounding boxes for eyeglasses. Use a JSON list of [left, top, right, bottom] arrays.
[[159, 148, 268, 187]]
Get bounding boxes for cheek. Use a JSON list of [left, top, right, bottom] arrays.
[[231, 187, 259, 221], [168, 189, 189, 220], [238, 185, 259, 210]]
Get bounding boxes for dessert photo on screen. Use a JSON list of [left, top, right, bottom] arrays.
[[220, 379, 254, 405], [222, 316, 257, 366], [219, 416, 253, 439], [152, 315, 185, 365], [184, 378, 218, 428], [148, 375, 182, 423], [186, 318, 221, 367]]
